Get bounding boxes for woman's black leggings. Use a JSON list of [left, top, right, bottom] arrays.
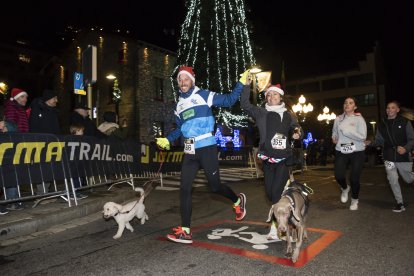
[[180, 145, 239, 228], [334, 150, 365, 199], [263, 161, 290, 204]]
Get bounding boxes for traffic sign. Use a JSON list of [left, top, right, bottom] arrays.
[[74, 72, 86, 95]]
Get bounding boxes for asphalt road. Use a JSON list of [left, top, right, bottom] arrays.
[[1, 165, 414, 276]]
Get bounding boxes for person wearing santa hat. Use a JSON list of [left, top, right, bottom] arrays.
[[241, 82, 302, 241], [4, 88, 29, 133], [2, 88, 30, 211], [156, 66, 250, 244]]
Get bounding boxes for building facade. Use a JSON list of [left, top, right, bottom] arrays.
[[57, 32, 177, 143], [285, 45, 386, 138]]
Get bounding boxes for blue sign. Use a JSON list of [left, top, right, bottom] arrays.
[[74, 72, 86, 95]]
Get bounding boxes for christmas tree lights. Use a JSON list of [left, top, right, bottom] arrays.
[[173, 0, 256, 128]]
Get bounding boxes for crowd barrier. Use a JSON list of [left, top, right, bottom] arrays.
[[0, 134, 259, 208]]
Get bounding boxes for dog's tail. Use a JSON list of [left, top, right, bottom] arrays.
[[134, 187, 145, 203]]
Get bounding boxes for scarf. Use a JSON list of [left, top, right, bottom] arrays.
[[265, 102, 287, 120]]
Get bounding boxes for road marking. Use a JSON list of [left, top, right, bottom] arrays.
[[158, 220, 342, 268]]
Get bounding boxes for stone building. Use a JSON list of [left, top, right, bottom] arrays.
[[57, 32, 177, 143], [285, 44, 386, 138]]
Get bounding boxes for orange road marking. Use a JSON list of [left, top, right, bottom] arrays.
[[159, 220, 342, 268]]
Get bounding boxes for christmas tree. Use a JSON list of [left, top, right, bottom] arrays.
[[173, 0, 256, 127]]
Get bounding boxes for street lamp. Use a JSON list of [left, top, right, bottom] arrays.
[[370, 121, 376, 134], [317, 106, 336, 124], [250, 67, 262, 105], [0, 82, 8, 95], [106, 74, 116, 80], [292, 95, 313, 122]]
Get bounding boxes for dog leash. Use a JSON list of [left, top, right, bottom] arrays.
[[114, 194, 144, 216]]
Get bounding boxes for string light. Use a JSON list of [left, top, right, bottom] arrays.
[[174, 0, 255, 128]]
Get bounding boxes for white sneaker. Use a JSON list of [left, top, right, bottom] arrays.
[[341, 185, 350, 203], [267, 222, 281, 241], [350, 198, 358, 211]]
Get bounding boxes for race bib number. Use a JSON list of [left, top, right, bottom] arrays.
[[340, 143, 356, 154], [271, 133, 287, 150], [184, 138, 195, 154]]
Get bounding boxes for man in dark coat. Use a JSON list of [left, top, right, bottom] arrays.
[[29, 89, 60, 134], [28, 89, 60, 197]]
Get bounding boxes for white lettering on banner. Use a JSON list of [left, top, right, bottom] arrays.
[[116, 154, 133, 162], [79, 142, 91, 160], [105, 145, 112, 161], [217, 152, 243, 161], [67, 142, 80, 160], [91, 144, 101, 160], [207, 226, 280, 250]]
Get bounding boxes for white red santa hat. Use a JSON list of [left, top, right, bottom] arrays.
[[177, 66, 195, 84], [265, 84, 284, 97], [10, 88, 28, 101]]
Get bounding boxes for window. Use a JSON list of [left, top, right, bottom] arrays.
[[323, 97, 346, 110], [348, 73, 373, 87], [354, 93, 376, 106], [153, 121, 164, 137], [322, 78, 345, 91], [154, 77, 164, 101], [297, 81, 320, 93]]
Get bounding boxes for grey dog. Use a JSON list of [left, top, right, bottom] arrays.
[[267, 180, 312, 263]]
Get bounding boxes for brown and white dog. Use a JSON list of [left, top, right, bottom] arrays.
[[103, 187, 149, 239], [267, 180, 312, 263]]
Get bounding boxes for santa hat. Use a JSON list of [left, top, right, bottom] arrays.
[[265, 84, 284, 97], [10, 88, 28, 101], [177, 66, 195, 83]]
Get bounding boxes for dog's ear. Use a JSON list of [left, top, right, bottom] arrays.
[[266, 205, 275, 222]]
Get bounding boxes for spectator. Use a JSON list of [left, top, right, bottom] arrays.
[[29, 89, 60, 197], [3, 88, 29, 210], [97, 111, 128, 140], [5, 88, 29, 133], [29, 89, 60, 134], [68, 123, 88, 200], [367, 101, 414, 212], [0, 120, 18, 214], [70, 102, 106, 139], [318, 138, 328, 166], [332, 97, 367, 211]]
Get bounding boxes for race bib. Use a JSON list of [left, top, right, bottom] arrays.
[[271, 133, 287, 150], [340, 143, 356, 154], [184, 138, 195, 154], [384, 160, 395, 170]]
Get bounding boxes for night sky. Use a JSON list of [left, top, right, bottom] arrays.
[[1, 0, 411, 108]]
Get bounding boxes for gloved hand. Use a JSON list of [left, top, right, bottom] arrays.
[[156, 137, 170, 150], [239, 69, 251, 85]]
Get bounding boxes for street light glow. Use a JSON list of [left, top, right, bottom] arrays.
[[106, 74, 116, 80], [250, 67, 262, 74], [318, 106, 336, 124]]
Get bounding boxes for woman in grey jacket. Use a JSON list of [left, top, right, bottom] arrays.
[[241, 82, 301, 240], [332, 97, 367, 211]]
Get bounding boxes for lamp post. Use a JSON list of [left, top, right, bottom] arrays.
[[250, 67, 262, 105], [317, 106, 336, 124], [292, 95, 313, 122], [370, 121, 376, 134], [106, 74, 121, 116]]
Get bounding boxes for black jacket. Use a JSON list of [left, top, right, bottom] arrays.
[[374, 114, 414, 162], [241, 85, 302, 159], [70, 111, 106, 139], [29, 98, 60, 135]]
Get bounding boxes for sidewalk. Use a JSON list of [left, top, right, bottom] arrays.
[[0, 184, 140, 243]]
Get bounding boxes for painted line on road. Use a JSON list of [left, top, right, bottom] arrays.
[[158, 220, 342, 268]]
